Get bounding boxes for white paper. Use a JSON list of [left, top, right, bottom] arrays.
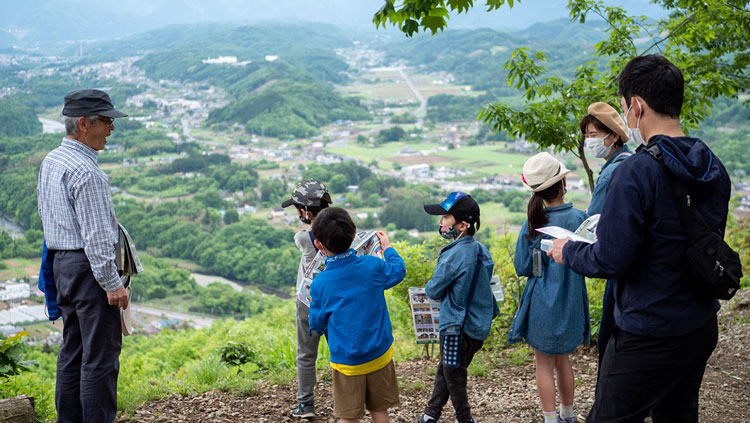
[[536, 214, 599, 244], [536, 226, 593, 243]]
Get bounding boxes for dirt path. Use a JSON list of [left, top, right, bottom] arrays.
[[123, 291, 750, 422]]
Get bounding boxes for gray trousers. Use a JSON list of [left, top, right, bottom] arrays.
[[54, 250, 122, 423], [296, 300, 321, 405]]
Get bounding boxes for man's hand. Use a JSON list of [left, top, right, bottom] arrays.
[[547, 238, 570, 264], [376, 231, 392, 250], [107, 286, 129, 309]]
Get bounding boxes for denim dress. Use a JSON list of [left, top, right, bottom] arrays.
[[507, 203, 591, 355]]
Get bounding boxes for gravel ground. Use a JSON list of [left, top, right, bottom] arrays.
[[123, 290, 749, 422]]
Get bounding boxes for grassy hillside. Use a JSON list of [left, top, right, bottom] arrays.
[[210, 77, 370, 138], [131, 24, 370, 137]]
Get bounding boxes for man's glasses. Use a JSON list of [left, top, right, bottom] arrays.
[[97, 116, 114, 126]]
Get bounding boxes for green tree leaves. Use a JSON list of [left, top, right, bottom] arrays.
[[374, 0, 513, 36]]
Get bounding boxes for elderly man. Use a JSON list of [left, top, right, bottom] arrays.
[[37, 89, 129, 423]]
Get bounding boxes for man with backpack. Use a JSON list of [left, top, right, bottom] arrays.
[[548, 55, 734, 422]]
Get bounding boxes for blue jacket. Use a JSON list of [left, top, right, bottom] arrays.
[[425, 235, 499, 341], [588, 145, 632, 215], [508, 203, 590, 354], [38, 238, 61, 321], [309, 247, 406, 366], [564, 135, 730, 337]]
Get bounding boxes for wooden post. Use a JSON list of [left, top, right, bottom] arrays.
[[0, 395, 35, 423]]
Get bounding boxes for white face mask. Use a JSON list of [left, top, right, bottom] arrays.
[[584, 134, 613, 159], [625, 99, 646, 146]]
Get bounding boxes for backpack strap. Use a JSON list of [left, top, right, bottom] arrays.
[[643, 143, 714, 242], [461, 243, 484, 332], [612, 151, 632, 163], [308, 230, 319, 252]]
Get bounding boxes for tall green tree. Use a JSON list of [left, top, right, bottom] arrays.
[[374, 0, 750, 191]]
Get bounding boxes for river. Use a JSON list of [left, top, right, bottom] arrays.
[[0, 215, 24, 240], [38, 117, 65, 134], [190, 272, 244, 292]]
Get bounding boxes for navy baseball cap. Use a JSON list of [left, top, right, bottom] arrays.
[[423, 192, 480, 224], [62, 89, 128, 118]]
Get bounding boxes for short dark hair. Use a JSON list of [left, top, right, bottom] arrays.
[[618, 54, 684, 118], [579, 114, 624, 149], [294, 201, 330, 218], [311, 207, 356, 255]]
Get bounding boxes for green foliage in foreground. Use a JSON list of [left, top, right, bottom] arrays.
[[726, 199, 750, 289]]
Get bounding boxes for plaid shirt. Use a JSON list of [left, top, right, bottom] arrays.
[[37, 138, 121, 292]]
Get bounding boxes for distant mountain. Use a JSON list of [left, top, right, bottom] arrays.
[[512, 17, 608, 44], [128, 23, 352, 85], [125, 24, 370, 138], [0, 0, 666, 49], [383, 22, 607, 94], [0, 0, 386, 49]]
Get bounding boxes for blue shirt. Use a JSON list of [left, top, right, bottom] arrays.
[[508, 203, 590, 355], [309, 247, 406, 366], [425, 235, 499, 341], [37, 138, 121, 292], [588, 145, 632, 215], [564, 136, 729, 337]]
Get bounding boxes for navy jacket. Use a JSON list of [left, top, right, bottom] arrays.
[[564, 135, 730, 337]]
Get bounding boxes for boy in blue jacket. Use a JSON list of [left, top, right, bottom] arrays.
[[417, 192, 499, 423], [308, 207, 406, 423]]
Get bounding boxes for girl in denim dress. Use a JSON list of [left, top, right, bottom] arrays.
[[508, 152, 590, 423]]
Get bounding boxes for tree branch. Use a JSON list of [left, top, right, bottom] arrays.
[[638, 10, 700, 57]]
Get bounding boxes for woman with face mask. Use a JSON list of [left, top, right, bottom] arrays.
[[580, 102, 632, 215]]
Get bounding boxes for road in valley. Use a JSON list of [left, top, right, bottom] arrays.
[[131, 304, 216, 329]]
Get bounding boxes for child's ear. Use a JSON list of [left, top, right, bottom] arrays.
[[313, 239, 324, 252]]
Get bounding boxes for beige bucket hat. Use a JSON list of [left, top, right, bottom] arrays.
[[587, 102, 629, 142], [522, 152, 570, 193]]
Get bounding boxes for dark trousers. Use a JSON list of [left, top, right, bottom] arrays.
[[424, 334, 484, 423], [597, 280, 616, 365], [586, 315, 718, 423], [54, 250, 122, 423]]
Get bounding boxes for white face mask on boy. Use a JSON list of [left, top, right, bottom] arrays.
[[625, 99, 646, 146], [584, 134, 612, 159]]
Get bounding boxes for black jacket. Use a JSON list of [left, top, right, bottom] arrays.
[[564, 135, 730, 337]]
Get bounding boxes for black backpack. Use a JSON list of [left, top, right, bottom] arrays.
[[645, 143, 742, 300]]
